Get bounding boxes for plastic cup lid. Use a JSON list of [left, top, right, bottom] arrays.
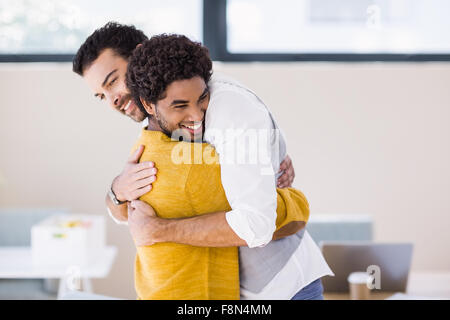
[[347, 272, 374, 284]]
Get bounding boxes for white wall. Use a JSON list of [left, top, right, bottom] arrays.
[[1, 62, 449, 298]]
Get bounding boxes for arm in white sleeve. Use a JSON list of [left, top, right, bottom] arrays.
[[205, 90, 278, 248]]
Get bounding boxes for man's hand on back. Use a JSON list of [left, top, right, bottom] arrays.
[[277, 154, 295, 188], [128, 200, 164, 246], [112, 145, 157, 202]]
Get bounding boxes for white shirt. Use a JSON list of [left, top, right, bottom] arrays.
[[240, 231, 333, 299], [205, 73, 333, 299], [205, 76, 279, 248], [108, 72, 333, 299]]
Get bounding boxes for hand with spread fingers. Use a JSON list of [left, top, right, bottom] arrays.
[[112, 145, 157, 202]]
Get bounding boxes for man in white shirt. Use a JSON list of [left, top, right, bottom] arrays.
[[73, 23, 333, 299]]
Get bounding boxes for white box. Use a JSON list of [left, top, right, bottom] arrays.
[[31, 214, 105, 267]]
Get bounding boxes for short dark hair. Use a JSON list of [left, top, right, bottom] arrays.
[[72, 22, 148, 76], [126, 34, 212, 113]]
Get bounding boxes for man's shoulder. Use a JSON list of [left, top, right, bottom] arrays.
[[209, 72, 240, 85], [209, 72, 254, 96], [208, 73, 268, 119]]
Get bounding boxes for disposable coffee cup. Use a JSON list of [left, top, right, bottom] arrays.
[[347, 272, 374, 300]]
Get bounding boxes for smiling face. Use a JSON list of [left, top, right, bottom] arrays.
[[140, 76, 210, 142], [83, 48, 146, 122]]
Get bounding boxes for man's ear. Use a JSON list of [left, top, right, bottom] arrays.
[[140, 98, 156, 116]]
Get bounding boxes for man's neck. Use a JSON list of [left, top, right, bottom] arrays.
[[146, 117, 161, 132], [144, 117, 203, 142]]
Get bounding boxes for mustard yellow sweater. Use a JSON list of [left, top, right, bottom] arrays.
[[132, 130, 310, 300]]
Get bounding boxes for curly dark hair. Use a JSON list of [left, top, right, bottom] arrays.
[[126, 34, 212, 114], [72, 22, 148, 76]]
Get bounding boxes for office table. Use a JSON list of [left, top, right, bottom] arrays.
[[0, 246, 117, 299]]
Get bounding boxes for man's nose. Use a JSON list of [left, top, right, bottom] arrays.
[[187, 106, 205, 122], [107, 93, 121, 109]]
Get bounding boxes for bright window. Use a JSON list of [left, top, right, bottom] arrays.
[[227, 0, 450, 54], [0, 0, 203, 54]]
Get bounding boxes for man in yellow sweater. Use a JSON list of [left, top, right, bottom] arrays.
[[127, 127, 308, 299]]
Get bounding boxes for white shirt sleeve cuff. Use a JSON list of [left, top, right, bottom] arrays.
[[225, 208, 275, 248]]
